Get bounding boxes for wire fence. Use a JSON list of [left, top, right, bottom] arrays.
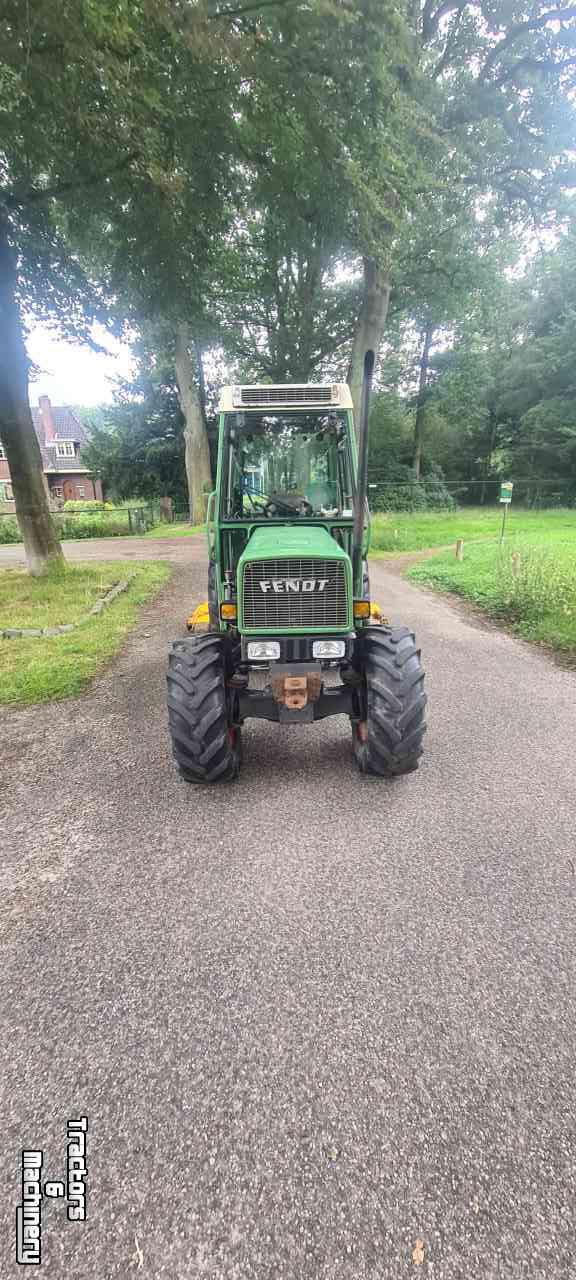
[[0, 503, 162, 544]]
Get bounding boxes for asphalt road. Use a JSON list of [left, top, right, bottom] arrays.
[[1, 538, 576, 1277]]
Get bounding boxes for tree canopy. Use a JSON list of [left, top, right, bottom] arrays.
[[2, 0, 576, 568]]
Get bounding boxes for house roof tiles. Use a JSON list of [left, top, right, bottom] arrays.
[[31, 405, 93, 474]]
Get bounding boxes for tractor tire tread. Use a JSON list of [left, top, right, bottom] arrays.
[[353, 624, 427, 778], [167, 633, 240, 783]]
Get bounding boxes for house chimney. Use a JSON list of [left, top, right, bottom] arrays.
[[38, 395, 55, 442]]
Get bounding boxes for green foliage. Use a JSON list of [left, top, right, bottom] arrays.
[[369, 469, 455, 512], [0, 518, 22, 544], [409, 536, 576, 658], [0, 506, 156, 544], [63, 499, 109, 511], [54, 514, 132, 539], [3, 0, 576, 532], [81, 362, 188, 504], [420, 212, 576, 504], [367, 391, 454, 509]]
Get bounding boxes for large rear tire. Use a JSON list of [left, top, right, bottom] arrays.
[[167, 633, 241, 783], [352, 625, 426, 778]]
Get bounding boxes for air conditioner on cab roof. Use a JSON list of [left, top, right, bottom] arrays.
[[218, 384, 353, 411]]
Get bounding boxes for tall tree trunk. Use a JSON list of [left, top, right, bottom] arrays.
[[194, 339, 207, 419], [348, 257, 391, 432], [174, 324, 212, 524], [0, 211, 64, 575], [413, 322, 434, 481]]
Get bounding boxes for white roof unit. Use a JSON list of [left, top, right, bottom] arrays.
[[219, 383, 353, 411]]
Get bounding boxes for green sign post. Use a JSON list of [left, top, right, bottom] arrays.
[[499, 481, 513, 543]]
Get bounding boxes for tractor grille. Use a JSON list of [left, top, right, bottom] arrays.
[[241, 558, 349, 630], [239, 385, 332, 406]]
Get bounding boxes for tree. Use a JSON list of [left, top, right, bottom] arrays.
[[210, 0, 576, 426], [81, 359, 188, 506], [0, 0, 244, 556], [344, 1, 576, 419], [391, 203, 520, 477], [63, 19, 240, 521], [0, 208, 64, 573], [0, 0, 175, 570], [216, 208, 360, 384], [491, 216, 576, 500], [422, 260, 529, 502]]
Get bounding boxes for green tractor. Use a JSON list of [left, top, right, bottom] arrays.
[[167, 352, 427, 782]]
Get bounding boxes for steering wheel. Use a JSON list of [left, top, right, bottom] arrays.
[[264, 497, 313, 518]]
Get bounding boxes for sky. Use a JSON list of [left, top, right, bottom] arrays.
[[26, 323, 135, 408]]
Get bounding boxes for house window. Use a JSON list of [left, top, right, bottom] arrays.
[[56, 440, 76, 458], [52, 485, 63, 499], [1, 483, 13, 500], [78, 487, 85, 498]]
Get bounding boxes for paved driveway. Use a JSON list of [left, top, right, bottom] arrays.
[[1, 544, 575, 1277], [0, 532, 203, 566]]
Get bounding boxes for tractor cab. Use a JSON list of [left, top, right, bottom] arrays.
[[208, 383, 361, 642]]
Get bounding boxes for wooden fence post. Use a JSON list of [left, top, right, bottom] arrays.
[[455, 539, 464, 561], [511, 552, 521, 578]]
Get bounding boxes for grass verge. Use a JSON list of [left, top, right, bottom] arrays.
[[408, 539, 576, 660], [0, 564, 121, 629], [370, 507, 576, 554], [144, 522, 203, 538], [0, 561, 171, 705]]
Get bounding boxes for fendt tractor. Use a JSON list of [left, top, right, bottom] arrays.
[[166, 351, 427, 783]]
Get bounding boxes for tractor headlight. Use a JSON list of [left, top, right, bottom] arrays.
[[247, 641, 281, 660], [312, 640, 346, 658]]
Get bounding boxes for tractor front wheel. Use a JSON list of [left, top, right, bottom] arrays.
[[352, 625, 427, 778], [167, 633, 241, 783]]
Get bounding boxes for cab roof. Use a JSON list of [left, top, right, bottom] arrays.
[[218, 383, 353, 412]]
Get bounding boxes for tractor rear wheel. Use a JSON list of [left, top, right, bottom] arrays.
[[352, 625, 426, 777], [167, 633, 241, 783]]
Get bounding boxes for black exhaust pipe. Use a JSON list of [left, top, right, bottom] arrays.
[[352, 349, 375, 595]]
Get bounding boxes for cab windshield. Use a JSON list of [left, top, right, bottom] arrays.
[[221, 410, 354, 520]]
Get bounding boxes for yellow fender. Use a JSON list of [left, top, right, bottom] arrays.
[[186, 600, 210, 632], [370, 602, 390, 625]]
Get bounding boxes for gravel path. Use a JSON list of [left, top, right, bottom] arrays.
[[0, 532, 201, 566], [1, 541, 575, 1277]]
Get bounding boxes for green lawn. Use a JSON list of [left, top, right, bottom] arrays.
[[408, 535, 576, 659], [0, 565, 120, 629], [0, 561, 171, 705], [143, 506, 576, 551], [144, 521, 203, 538], [369, 506, 576, 553]]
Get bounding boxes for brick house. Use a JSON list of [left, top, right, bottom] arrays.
[[0, 396, 103, 513]]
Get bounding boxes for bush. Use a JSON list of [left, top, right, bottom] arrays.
[[0, 506, 154, 545], [63, 499, 105, 511], [55, 513, 130, 539], [62, 500, 119, 511], [369, 464, 455, 512], [0, 517, 23, 544]]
